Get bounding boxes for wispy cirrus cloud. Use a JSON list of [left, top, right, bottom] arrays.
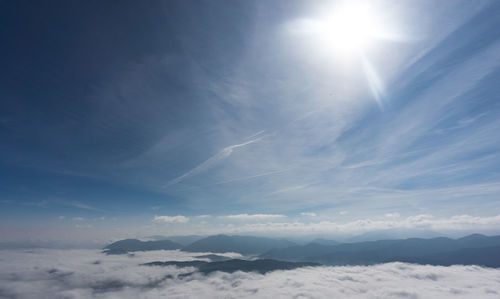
[[3, 0, 500, 240], [162, 15, 500, 218], [61, 201, 102, 211]]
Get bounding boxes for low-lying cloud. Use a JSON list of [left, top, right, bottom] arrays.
[[213, 213, 500, 236], [1, 249, 499, 298], [223, 214, 286, 220], [300, 212, 317, 217], [153, 215, 189, 223]]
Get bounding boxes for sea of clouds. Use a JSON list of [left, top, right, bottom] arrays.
[[1, 249, 500, 299]]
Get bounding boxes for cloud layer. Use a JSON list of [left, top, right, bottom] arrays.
[[169, 213, 500, 237], [153, 216, 189, 223], [222, 214, 286, 220], [1, 249, 499, 298]]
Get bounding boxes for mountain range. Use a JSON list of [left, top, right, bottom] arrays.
[[104, 234, 297, 255], [142, 259, 319, 275], [261, 234, 500, 267], [103, 239, 183, 255], [181, 234, 296, 255], [103, 234, 500, 268]]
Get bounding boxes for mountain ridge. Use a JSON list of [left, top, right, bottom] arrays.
[[142, 258, 320, 274], [103, 239, 183, 255], [260, 234, 500, 267], [102, 234, 500, 268]]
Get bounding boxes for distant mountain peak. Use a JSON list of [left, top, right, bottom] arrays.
[[181, 235, 296, 255], [459, 233, 487, 240], [260, 234, 500, 267], [103, 238, 183, 254]]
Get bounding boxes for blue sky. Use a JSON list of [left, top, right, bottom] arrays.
[[1, 0, 500, 244]]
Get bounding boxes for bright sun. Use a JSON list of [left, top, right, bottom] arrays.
[[324, 4, 381, 52], [294, 2, 388, 56], [290, 2, 398, 107]]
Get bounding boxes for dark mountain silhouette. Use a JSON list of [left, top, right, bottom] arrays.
[[398, 246, 500, 267], [144, 260, 207, 268], [103, 234, 500, 267], [261, 234, 500, 267], [345, 229, 443, 243], [194, 254, 232, 262], [102, 235, 296, 255], [261, 242, 334, 261], [181, 234, 297, 255], [103, 239, 183, 254], [197, 259, 319, 274], [164, 235, 206, 246], [143, 259, 319, 274], [309, 238, 341, 246]]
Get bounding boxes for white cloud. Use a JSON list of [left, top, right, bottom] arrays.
[[210, 214, 500, 236], [301, 212, 317, 217], [339, 211, 348, 215], [197, 215, 212, 218], [385, 213, 401, 218], [153, 215, 189, 223], [72, 217, 84, 222], [0, 249, 499, 298], [222, 214, 286, 220]]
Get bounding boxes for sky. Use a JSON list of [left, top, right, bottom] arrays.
[[1, 0, 500, 245]]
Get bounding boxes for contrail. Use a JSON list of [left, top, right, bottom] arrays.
[[163, 137, 262, 187], [243, 130, 266, 140]]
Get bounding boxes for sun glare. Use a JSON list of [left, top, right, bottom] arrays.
[[294, 3, 388, 56], [324, 4, 380, 52], [290, 2, 395, 107]]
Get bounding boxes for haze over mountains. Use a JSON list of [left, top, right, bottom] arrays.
[[104, 234, 297, 255], [262, 234, 500, 268], [181, 235, 296, 255], [103, 239, 183, 255], [103, 233, 500, 268]]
